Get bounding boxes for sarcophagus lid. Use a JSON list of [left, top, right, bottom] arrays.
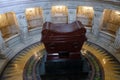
[[41, 20, 87, 53]]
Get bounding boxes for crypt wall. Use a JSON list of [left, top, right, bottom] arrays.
[[0, 0, 120, 75]]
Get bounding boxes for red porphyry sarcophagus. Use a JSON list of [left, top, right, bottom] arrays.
[[41, 20, 87, 54]]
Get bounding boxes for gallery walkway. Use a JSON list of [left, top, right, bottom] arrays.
[[0, 41, 120, 80]]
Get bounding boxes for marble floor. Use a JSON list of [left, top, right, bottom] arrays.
[[0, 41, 120, 80]]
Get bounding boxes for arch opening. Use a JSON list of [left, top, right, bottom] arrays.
[[25, 7, 43, 30], [0, 12, 19, 40], [101, 9, 120, 35], [76, 6, 94, 28], [51, 5, 68, 23]]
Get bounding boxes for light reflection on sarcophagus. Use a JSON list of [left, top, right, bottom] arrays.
[[41, 21, 87, 56]]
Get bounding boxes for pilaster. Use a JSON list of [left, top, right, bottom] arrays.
[[68, 9, 76, 23], [16, 13, 32, 44], [43, 9, 51, 22], [92, 8, 104, 36]]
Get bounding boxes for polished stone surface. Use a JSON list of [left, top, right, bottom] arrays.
[[0, 41, 120, 80]]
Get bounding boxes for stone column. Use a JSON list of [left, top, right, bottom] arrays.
[[68, 9, 76, 23], [114, 28, 120, 53], [92, 8, 104, 36], [16, 13, 32, 44]]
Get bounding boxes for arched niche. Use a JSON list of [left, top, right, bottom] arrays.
[[76, 6, 94, 27], [101, 9, 120, 35], [51, 5, 68, 23], [25, 7, 43, 30], [0, 12, 19, 40]]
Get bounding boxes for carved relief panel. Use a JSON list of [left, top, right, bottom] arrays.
[[76, 6, 94, 27], [25, 7, 43, 30], [51, 6, 68, 23]]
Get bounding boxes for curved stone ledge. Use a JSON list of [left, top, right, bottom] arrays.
[[1, 41, 120, 80], [2, 28, 120, 62], [0, 29, 42, 75], [5, 34, 21, 48], [29, 27, 42, 36], [86, 31, 120, 62]]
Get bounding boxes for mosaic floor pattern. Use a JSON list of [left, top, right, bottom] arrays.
[[0, 41, 120, 80]]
